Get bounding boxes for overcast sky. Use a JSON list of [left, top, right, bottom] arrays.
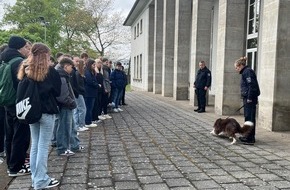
[[0, 0, 135, 22]]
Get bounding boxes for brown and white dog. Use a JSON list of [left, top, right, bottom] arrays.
[[210, 118, 254, 144]]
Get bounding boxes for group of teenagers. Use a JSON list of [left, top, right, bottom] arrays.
[[0, 35, 128, 189]]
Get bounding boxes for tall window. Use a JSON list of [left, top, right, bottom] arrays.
[[246, 0, 260, 71], [134, 56, 136, 78], [137, 23, 139, 37], [140, 19, 143, 34], [137, 55, 139, 79], [134, 26, 136, 39], [139, 54, 142, 79]]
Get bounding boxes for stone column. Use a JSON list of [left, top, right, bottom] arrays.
[[190, 0, 213, 106], [162, 0, 175, 97], [215, 0, 246, 115], [258, 0, 290, 131], [147, 4, 155, 92], [153, 0, 164, 94], [173, 0, 192, 100]]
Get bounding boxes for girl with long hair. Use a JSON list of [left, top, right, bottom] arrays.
[[18, 43, 61, 189]]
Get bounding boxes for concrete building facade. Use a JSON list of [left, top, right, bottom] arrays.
[[124, 0, 290, 132]]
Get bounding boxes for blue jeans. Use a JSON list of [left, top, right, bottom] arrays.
[[51, 114, 59, 146], [112, 88, 123, 109], [84, 97, 95, 125], [56, 108, 72, 155], [70, 117, 80, 151], [73, 95, 86, 129], [30, 114, 55, 189]]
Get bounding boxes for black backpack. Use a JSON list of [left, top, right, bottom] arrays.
[[16, 77, 42, 124]]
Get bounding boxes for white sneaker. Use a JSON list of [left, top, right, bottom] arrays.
[[93, 120, 102, 124], [60, 150, 75, 156], [113, 108, 119, 113], [98, 115, 106, 120], [77, 127, 89, 132], [104, 114, 112, 119], [118, 108, 123, 112], [85, 123, 97, 128]]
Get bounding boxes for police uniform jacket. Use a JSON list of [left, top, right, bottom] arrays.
[[240, 66, 260, 101], [194, 66, 212, 89]]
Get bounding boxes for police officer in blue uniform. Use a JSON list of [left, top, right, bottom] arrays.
[[194, 61, 211, 113], [234, 57, 260, 145]]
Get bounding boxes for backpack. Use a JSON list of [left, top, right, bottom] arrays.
[[16, 77, 42, 124], [0, 57, 23, 106]]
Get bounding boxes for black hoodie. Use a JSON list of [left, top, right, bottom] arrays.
[[1, 48, 25, 90]]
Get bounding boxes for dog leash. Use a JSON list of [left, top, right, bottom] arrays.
[[225, 105, 245, 119]]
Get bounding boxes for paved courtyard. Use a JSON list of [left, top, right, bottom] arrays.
[[2, 91, 290, 190]]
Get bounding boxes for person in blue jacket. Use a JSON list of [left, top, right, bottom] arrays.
[[193, 61, 211, 113], [110, 62, 126, 113], [234, 57, 260, 145]]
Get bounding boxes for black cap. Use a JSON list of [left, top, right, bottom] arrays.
[[8, 36, 26, 50]]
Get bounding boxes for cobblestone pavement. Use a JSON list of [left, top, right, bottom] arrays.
[[3, 91, 290, 190]]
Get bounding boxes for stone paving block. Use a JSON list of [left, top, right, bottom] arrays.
[[178, 166, 202, 174], [236, 161, 258, 168], [240, 177, 269, 186], [211, 175, 239, 183], [113, 173, 137, 181], [268, 180, 290, 189], [59, 184, 87, 190], [62, 175, 87, 184], [89, 178, 113, 187], [219, 165, 243, 172], [135, 169, 159, 176], [191, 179, 221, 189], [256, 173, 283, 181], [160, 171, 184, 178], [89, 164, 110, 171], [138, 175, 164, 184], [244, 166, 269, 174], [230, 170, 256, 179], [164, 178, 192, 188], [112, 166, 134, 174], [132, 163, 155, 170], [64, 168, 87, 176], [251, 185, 279, 190], [115, 181, 140, 190], [186, 173, 211, 181], [89, 170, 112, 178], [203, 168, 229, 176], [142, 183, 170, 190], [220, 183, 251, 190], [170, 187, 197, 190]]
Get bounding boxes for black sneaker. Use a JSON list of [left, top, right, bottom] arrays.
[[9, 165, 31, 177], [239, 137, 255, 145], [198, 110, 205, 113], [194, 108, 200, 112], [44, 179, 59, 189]]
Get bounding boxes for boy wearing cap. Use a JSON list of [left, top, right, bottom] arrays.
[[1, 36, 31, 176]]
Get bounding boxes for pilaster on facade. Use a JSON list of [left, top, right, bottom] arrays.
[[190, 0, 214, 106], [258, 0, 290, 131], [173, 0, 192, 100], [214, 0, 246, 115], [162, 0, 176, 97], [153, 0, 164, 94]]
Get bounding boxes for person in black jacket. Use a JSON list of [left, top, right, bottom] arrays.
[[17, 43, 61, 188], [193, 61, 212, 113], [1, 36, 31, 176], [234, 57, 260, 145], [0, 43, 8, 160]]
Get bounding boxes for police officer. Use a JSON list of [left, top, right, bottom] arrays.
[[234, 57, 260, 145], [193, 61, 211, 113]]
